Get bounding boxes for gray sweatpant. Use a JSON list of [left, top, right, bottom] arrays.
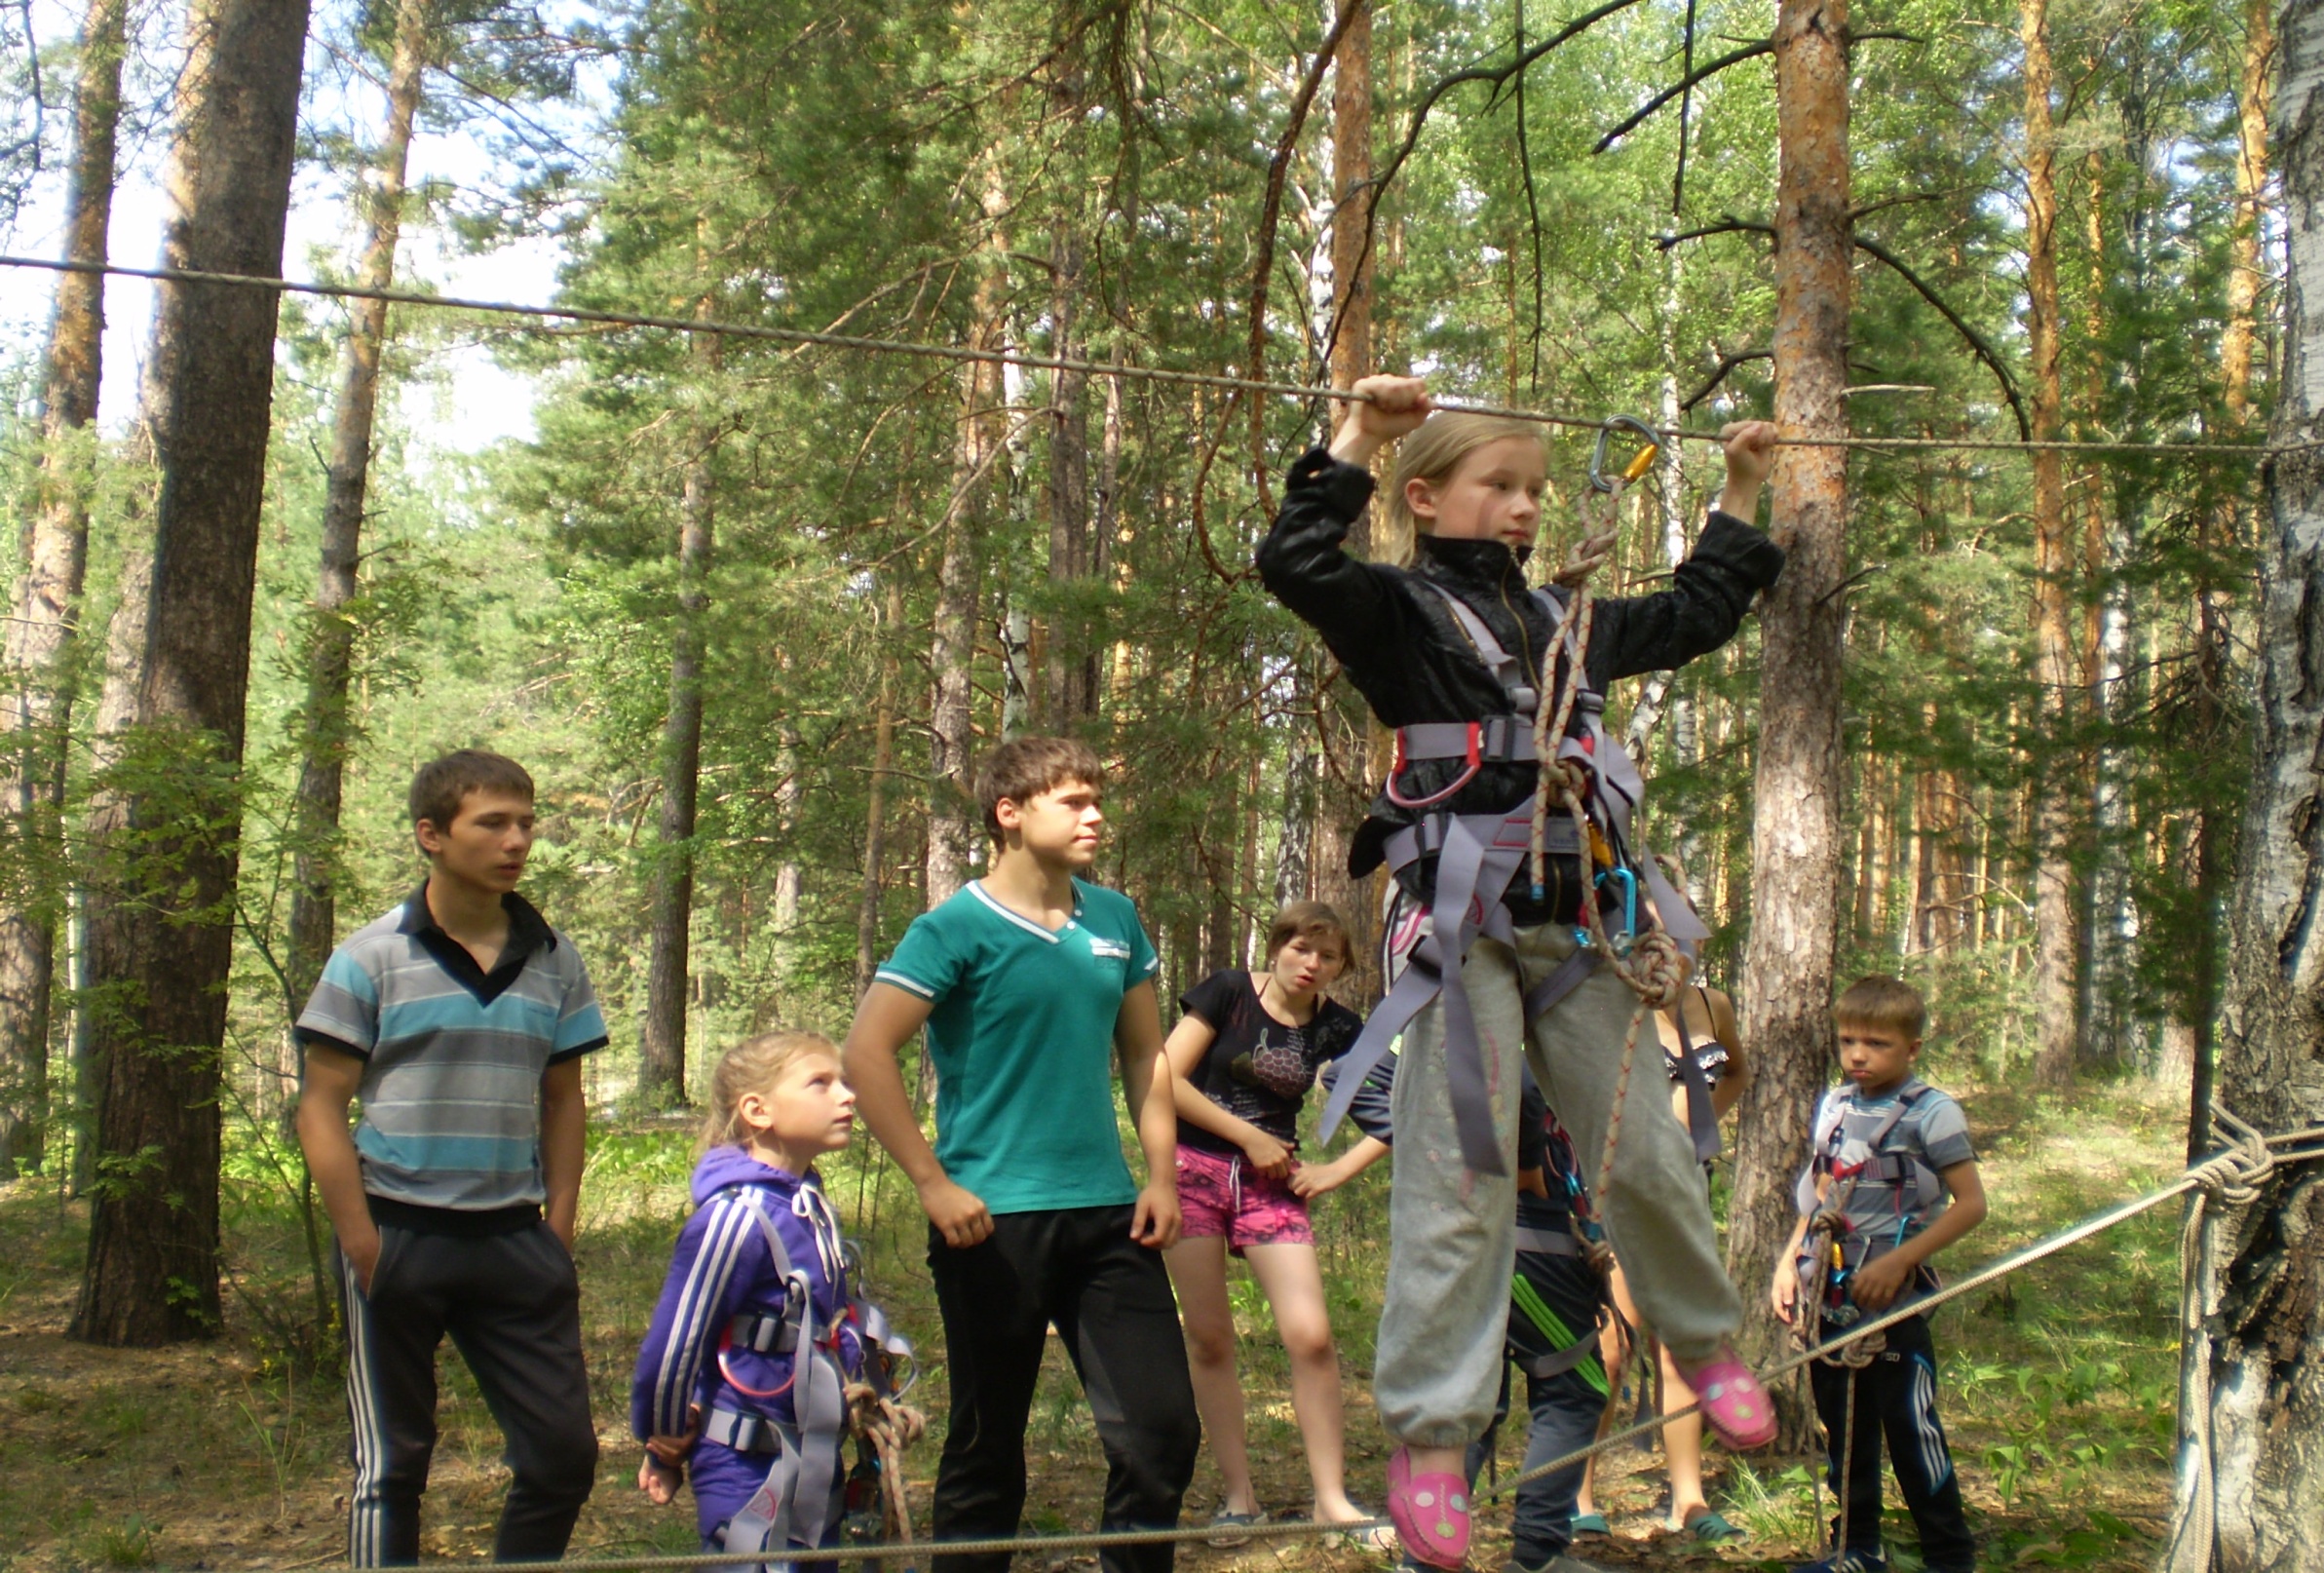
[[1374, 921, 1743, 1448]]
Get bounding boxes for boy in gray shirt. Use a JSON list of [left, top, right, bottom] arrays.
[[1772, 977, 1986, 1573]]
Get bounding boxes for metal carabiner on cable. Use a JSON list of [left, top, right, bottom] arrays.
[[1588, 415, 1663, 494]]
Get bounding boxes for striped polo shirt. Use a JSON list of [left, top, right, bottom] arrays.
[[296, 886, 609, 1212]]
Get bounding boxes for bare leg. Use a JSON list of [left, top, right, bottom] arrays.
[[1660, 1343, 1709, 1526], [1165, 1236, 1258, 1514], [1242, 1243, 1370, 1520], [1579, 1261, 1641, 1520]]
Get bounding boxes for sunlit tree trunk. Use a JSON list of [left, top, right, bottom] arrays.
[[282, 0, 432, 1123], [857, 579, 902, 998], [1044, 218, 1097, 727], [1728, 0, 1850, 1439], [1317, 0, 1383, 999], [73, 0, 311, 1347], [640, 308, 720, 1107], [2164, 14, 2324, 1560], [2022, 0, 2080, 1087], [0, 0, 130, 1176], [2185, 0, 2275, 1153], [926, 163, 1008, 906]]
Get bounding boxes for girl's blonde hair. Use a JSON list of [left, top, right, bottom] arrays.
[[700, 1030, 843, 1150], [1383, 412, 1547, 554]]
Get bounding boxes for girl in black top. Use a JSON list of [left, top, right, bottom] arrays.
[[1162, 902, 1392, 1547]]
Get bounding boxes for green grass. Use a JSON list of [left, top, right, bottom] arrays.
[[0, 1074, 2187, 1572]]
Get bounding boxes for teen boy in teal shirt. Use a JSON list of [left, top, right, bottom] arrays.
[[846, 736, 1199, 1573]]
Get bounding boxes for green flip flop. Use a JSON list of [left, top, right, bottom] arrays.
[[1570, 1513, 1611, 1538], [1683, 1510, 1745, 1543]]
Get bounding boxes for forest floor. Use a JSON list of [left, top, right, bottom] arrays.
[[0, 1074, 2186, 1573]]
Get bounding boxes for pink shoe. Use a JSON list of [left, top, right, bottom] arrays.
[[1385, 1446, 1471, 1568], [1672, 1346, 1777, 1449]]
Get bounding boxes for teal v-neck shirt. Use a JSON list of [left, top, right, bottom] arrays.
[[875, 878, 1161, 1215]]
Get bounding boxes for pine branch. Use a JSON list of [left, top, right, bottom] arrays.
[[1595, 40, 1771, 155]]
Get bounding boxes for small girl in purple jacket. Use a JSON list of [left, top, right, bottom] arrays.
[[631, 1032, 884, 1564]]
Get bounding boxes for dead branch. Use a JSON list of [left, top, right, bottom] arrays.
[[1659, 217, 2031, 441], [1245, 0, 1371, 510]]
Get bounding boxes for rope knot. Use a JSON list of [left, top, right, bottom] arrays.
[[2196, 1105, 2277, 1209]]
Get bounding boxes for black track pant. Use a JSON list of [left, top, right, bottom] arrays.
[[336, 1218, 598, 1566], [927, 1206, 1200, 1573], [1810, 1314, 1974, 1573]]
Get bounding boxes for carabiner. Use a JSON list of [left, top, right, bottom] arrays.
[[1595, 863, 1638, 940], [1587, 415, 1663, 494]]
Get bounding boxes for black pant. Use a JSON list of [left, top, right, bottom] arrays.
[[1810, 1314, 1974, 1573], [336, 1219, 599, 1566], [927, 1206, 1200, 1573]]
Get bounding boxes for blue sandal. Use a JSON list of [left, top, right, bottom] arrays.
[[1570, 1512, 1611, 1538]]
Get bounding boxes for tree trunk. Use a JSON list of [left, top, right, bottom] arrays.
[[2022, 0, 2080, 1087], [72, 0, 311, 1347], [2164, 19, 2324, 1562], [1727, 0, 1851, 1439], [856, 579, 902, 998], [1043, 224, 1097, 727], [2187, 0, 2275, 1152], [2223, 0, 2276, 435], [640, 312, 720, 1107], [1313, 0, 1384, 1001], [926, 164, 1007, 907], [0, 0, 131, 1176], [282, 0, 430, 1124]]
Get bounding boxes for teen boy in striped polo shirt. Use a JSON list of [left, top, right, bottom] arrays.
[[844, 736, 1200, 1573], [295, 750, 610, 1567]]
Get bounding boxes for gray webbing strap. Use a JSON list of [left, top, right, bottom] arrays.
[[1522, 946, 1599, 1023], [1315, 806, 1526, 1171], [705, 1405, 788, 1455], [1397, 717, 1541, 763], [1425, 582, 1549, 714], [728, 1307, 799, 1355], [718, 1193, 851, 1572], [1518, 1335, 1603, 1382], [1513, 1225, 1582, 1258], [1669, 1004, 1721, 1165], [1383, 814, 1577, 871]]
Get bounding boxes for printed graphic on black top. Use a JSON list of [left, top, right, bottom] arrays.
[[1176, 970, 1363, 1156]]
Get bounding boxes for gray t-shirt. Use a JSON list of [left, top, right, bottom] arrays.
[[1803, 1078, 1975, 1248]]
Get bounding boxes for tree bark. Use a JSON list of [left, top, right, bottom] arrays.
[[282, 0, 431, 1119], [2164, 18, 2324, 1563], [1727, 0, 1851, 1439], [639, 311, 720, 1107], [72, 0, 312, 1347], [2022, 0, 2080, 1087], [856, 579, 902, 998], [0, 0, 131, 1176], [1043, 223, 1097, 727], [927, 161, 1008, 905], [2188, 0, 2276, 1152]]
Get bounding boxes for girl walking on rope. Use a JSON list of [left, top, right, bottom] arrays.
[[1254, 375, 1785, 1568], [1162, 902, 1394, 1548]]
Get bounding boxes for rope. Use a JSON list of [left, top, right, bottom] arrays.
[[2161, 1104, 2280, 1573], [0, 253, 2294, 461], [1477, 1126, 2324, 1505], [126, 1127, 2321, 1573]]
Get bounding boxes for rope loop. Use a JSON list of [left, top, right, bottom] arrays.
[[2191, 1104, 2276, 1209]]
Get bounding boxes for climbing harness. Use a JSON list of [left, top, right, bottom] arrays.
[[707, 1187, 916, 1573], [1316, 415, 1706, 1178], [1793, 1082, 1948, 1327]]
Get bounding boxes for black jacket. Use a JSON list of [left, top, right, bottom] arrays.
[[1256, 446, 1785, 910]]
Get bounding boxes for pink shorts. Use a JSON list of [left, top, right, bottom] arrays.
[[1176, 1144, 1314, 1251]]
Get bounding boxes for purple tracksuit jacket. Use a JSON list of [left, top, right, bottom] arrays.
[[631, 1147, 866, 1543]]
